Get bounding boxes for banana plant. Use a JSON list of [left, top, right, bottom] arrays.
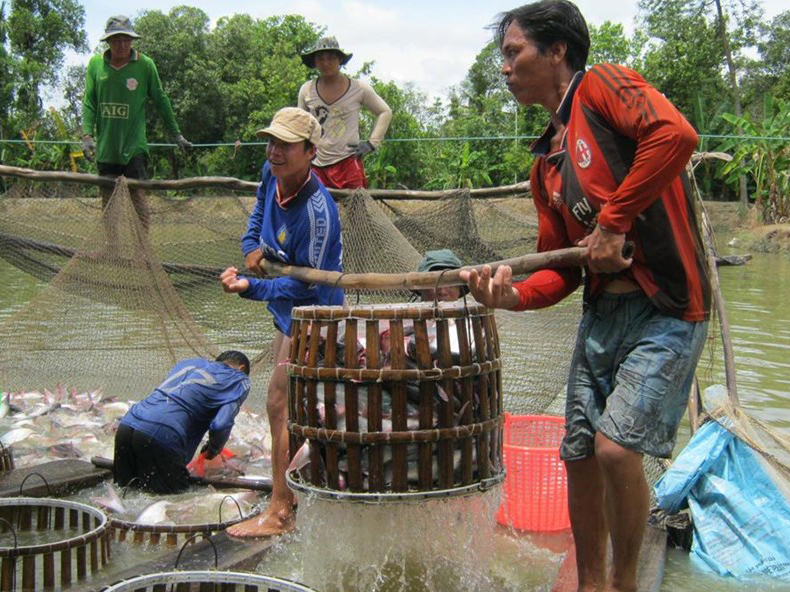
[[692, 93, 731, 197], [720, 96, 790, 223]]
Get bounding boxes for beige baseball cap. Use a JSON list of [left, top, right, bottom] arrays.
[[255, 107, 322, 145]]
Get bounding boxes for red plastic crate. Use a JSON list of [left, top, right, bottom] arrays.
[[496, 413, 570, 531]]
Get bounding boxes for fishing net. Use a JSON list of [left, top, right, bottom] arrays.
[[683, 163, 790, 495], [706, 398, 790, 483], [377, 190, 581, 415], [0, 178, 573, 414], [384, 188, 537, 262], [0, 178, 217, 396], [0, 173, 672, 492]]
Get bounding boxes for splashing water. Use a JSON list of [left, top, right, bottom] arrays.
[[255, 487, 568, 592]]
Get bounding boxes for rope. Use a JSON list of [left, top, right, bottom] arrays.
[[3, 133, 790, 146]]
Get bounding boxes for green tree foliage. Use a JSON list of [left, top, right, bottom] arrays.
[[59, 63, 84, 129], [436, 41, 539, 187], [134, 7, 222, 146], [637, 0, 768, 203], [720, 97, 790, 222], [692, 93, 736, 199], [637, 0, 762, 122], [130, 8, 321, 180], [0, 2, 13, 139], [741, 11, 790, 104], [638, 0, 727, 120], [133, 7, 223, 180], [202, 12, 319, 179], [759, 11, 790, 99], [209, 14, 319, 140], [363, 79, 428, 189], [1, 0, 86, 174], [461, 40, 509, 114], [588, 22, 643, 67], [5, 0, 87, 117]]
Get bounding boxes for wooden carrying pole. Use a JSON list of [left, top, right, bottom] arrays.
[[0, 164, 259, 193], [90, 456, 272, 492], [258, 247, 588, 291], [0, 164, 530, 200]]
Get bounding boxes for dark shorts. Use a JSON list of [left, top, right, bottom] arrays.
[[313, 155, 368, 189], [98, 155, 148, 180], [113, 424, 190, 494], [560, 291, 708, 461]]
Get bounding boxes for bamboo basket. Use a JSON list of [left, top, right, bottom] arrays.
[[108, 514, 254, 547], [99, 570, 317, 591], [0, 497, 112, 591], [108, 503, 262, 547], [286, 301, 504, 500]]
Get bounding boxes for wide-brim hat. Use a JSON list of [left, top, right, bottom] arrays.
[[100, 15, 140, 41], [300, 36, 353, 68], [413, 249, 469, 297], [255, 107, 323, 146], [418, 249, 463, 273]]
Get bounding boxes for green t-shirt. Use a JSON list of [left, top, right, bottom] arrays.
[[82, 49, 181, 165]]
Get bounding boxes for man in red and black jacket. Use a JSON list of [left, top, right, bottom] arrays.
[[462, 2, 710, 590]]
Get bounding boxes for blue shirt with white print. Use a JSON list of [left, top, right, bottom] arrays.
[[240, 161, 343, 335], [120, 358, 250, 464]]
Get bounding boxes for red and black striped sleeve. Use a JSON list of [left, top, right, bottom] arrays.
[[582, 64, 698, 234]]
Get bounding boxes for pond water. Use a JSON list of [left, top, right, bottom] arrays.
[[661, 251, 790, 592], [700, 252, 790, 433], [1, 252, 790, 591], [253, 489, 572, 592]]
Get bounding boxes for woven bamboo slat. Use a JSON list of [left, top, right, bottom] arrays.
[[366, 319, 385, 491]]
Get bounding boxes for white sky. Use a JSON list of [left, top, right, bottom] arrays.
[[54, 0, 788, 105]]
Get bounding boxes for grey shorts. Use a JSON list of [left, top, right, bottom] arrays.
[[560, 291, 708, 461]]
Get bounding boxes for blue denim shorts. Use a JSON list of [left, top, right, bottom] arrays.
[[560, 291, 708, 460]]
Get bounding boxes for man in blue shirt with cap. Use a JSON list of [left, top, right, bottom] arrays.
[[220, 106, 343, 536]]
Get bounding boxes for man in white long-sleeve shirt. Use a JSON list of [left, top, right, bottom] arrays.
[[298, 36, 392, 189]]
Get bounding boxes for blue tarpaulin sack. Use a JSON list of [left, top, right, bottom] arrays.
[[654, 418, 790, 579]]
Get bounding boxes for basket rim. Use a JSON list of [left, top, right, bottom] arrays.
[[99, 570, 317, 591], [292, 301, 490, 321], [109, 506, 262, 534], [504, 413, 565, 422], [0, 496, 110, 557], [287, 470, 505, 503]]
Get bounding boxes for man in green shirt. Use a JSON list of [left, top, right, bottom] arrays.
[[81, 15, 191, 232]]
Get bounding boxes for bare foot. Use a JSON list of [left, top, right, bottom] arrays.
[[226, 504, 294, 538]]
